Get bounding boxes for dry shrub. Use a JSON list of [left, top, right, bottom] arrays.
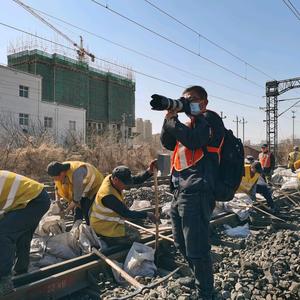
[[0, 131, 157, 179], [277, 139, 293, 165]]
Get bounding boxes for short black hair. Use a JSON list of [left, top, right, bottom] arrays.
[[183, 86, 207, 100]]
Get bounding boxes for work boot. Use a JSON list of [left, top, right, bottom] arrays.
[[0, 276, 14, 296]]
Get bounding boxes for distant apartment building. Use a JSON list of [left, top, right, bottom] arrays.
[[7, 49, 136, 139], [144, 120, 152, 142], [0, 64, 86, 144], [133, 118, 152, 143]]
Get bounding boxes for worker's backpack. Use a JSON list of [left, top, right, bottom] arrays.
[[204, 111, 244, 202], [214, 128, 244, 202]]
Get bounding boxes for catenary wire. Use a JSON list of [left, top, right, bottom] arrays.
[[143, 0, 275, 80], [89, 0, 264, 89], [282, 0, 300, 20], [23, 5, 262, 99]]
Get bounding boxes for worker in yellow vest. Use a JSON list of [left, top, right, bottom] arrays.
[[90, 160, 158, 247], [47, 161, 104, 225], [238, 162, 275, 210], [288, 146, 300, 171], [237, 163, 261, 195], [0, 171, 50, 296]]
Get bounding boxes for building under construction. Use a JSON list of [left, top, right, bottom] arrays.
[[7, 49, 135, 136]]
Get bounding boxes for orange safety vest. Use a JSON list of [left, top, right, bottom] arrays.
[[259, 152, 271, 168], [171, 119, 224, 172]]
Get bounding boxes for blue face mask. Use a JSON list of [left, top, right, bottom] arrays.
[[189, 102, 201, 116]]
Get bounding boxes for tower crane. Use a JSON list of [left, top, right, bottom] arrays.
[[12, 0, 95, 62]]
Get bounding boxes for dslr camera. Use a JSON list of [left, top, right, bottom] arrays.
[[150, 94, 191, 114]]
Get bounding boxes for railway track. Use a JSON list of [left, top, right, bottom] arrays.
[[6, 179, 298, 300]]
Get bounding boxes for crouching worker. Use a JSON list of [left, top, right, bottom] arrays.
[[238, 161, 275, 211], [47, 161, 104, 225], [90, 161, 158, 247], [0, 171, 50, 296]]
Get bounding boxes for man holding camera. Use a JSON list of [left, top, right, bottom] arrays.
[[152, 86, 225, 300]]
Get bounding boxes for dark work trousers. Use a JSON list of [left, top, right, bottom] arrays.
[[170, 190, 215, 299], [74, 195, 95, 225], [256, 183, 274, 208], [0, 189, 50, 278]]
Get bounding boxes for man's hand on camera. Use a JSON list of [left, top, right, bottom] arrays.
[[165, 110, 178, 120]]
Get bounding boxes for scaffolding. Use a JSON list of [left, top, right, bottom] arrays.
[[7, 45, 135, 127]]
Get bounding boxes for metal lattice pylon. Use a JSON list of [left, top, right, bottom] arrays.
[[266, 77, 300, 157]]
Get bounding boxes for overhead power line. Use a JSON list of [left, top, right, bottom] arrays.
[[89, 0, 264, 89], [144, 0, 274, 80], [0, 22, 260, 111], [282, 0, 300, 21], [28, 5, 260, 98]]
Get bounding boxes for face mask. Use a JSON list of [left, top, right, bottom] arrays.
[[189, 102, 201, 116]]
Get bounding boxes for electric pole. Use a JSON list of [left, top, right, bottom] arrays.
[[239, 117, 248, 144], [220, 111, 227, 120], [292, 110, 296, 146], [233, 116, 240, 138]]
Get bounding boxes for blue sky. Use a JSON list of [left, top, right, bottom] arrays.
[[1, 0, 300, 143]]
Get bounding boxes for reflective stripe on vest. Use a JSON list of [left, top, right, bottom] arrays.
[[83, 165, 96, 196], [90, 175, 126, 237], [259, 153, 271, 168], [172, 138, 224, 172], [90, 211, 125, 224], [0, 171, 44, 214]]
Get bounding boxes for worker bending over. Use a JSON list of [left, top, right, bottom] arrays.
[[288, 146, 300, 172], [47, 161, 103, 225], [90, 161, 158, 247], [238, 161, 275, 211], [0, 171, 50, 296]]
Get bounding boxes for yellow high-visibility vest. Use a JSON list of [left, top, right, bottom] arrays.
[[294, 160, 300, 171], [289, 152, 300, 168], [0, 170, 44, 214], [90, 175, 125, 238], [237, 164, 260, 194], [55, 161, 104, 203]]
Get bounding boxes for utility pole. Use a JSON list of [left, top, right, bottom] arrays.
[[220, 111, 227, 120], [292, 110, 296, 146], [239, 117, 248, 144], [233, 116, 240, 138]]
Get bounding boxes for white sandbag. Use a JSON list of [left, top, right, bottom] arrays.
[[130, 200, 151, 210], [124, 242, 157, 277], [223, 193, 253, 221], [78, 223, 107, 253], [36, 215, 66, 236], [281, 178, 299, 191], [30, 237, 47, 260], [47, 201, 62, 215], [224, 223, 250, 238], [161, 201, 171, 217], [46, 232, 80, 259]]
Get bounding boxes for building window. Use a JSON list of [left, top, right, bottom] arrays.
[[19, 113, 29, 126], [69, 120, 76, 131], [44, 117, 53, 128], [19, 85, 29, 98]]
